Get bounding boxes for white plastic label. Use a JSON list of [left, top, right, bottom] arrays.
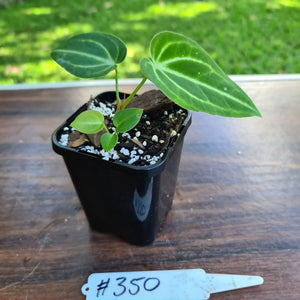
[[81, 268, 263, 300]]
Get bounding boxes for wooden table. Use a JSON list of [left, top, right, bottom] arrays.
[[0, 78, 299, 299]]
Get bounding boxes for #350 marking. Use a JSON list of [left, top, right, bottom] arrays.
[[96, 276, 160, 297]]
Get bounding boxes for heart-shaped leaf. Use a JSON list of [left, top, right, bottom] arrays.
[[141, 31, 261, 118], [101, 132, 118, 152], [51, 32, 127, 78], [70, 110, 104, 134], [113, 108, 143, 133]]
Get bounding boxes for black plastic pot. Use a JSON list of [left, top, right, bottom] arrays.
[[52, 91, 191, 246]]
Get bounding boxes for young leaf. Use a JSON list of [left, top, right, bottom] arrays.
[[140, 31, 261, 118], [70, 110, 104, 134], [101, 132, 118, 152], [51, 32, 127, 78], [113, 108, 143, 133]]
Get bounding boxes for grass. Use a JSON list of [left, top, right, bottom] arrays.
[[0, 0, 299, 84]]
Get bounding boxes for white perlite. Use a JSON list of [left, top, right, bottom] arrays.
[[99, 149, 119, 160], [128, 157, 139, 165], [59, 134, 69, 146], [120, 147, 130, 156], [84, 145, 99, 154], [152, 135, 158, 142], [141, 154, 160, 165], [170, 129, 177, 137], [127, 149, 141, 165], [79, 146, 120, 161], [122, 132, 131, 139], [149, 155, 159, 165], [89, 101, 114, 117]]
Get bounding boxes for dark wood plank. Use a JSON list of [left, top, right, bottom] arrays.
[[0, 80, 299, 299]]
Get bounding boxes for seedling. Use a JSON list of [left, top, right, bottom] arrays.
[[51, 31, 261, 151]]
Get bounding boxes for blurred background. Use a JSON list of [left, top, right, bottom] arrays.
[[0, 0, 299, 85]]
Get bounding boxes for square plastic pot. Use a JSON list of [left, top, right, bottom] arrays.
[[52, 91, 191, 246]]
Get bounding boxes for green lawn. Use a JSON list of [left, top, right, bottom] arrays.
[[0, 0, 299, 84]]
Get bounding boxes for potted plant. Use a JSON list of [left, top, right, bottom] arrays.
[[51, 31, 261, 246]]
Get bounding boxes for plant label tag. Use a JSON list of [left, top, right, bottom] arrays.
[[81, 268, 263, 300]]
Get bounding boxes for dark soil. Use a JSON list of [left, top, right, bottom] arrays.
[[59, 90, 188, 166]]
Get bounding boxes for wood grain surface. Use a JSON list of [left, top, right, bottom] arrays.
[[0, 80, 299, 299]]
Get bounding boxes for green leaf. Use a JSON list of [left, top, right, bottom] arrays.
[[141, 31, 261, 118], [101, 132, 118, 151], [70, 110, 104, 134], [51, 32, 127, 78], [113, 108, 143, 133]]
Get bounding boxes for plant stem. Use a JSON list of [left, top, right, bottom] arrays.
[[103, 124, 109, 133], [115, 67, 120, 110], [121, 76, 147, 110]]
